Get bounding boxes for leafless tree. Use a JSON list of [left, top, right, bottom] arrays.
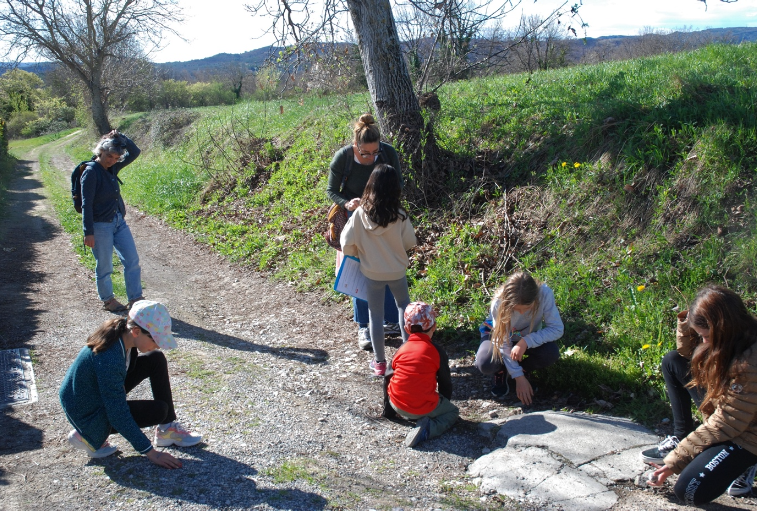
[[508, 14, 570, 73], [0, 0, 183, 134], [248, 0, 424, 154]]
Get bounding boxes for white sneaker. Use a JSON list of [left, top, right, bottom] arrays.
[[67, 430, 118, 458], [154, 421, 203, 447], [728, 464, 757, 497], [358, 327, 372, 351]]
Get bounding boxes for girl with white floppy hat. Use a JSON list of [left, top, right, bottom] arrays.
[[59, 300, 201, 468]]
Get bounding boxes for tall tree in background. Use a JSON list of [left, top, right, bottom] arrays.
[[0, 0, 183, 134], [345, 0, 423, 148]]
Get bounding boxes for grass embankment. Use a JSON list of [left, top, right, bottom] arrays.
[[35, 43, 757, 422]]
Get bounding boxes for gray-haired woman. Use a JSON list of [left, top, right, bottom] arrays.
[[81, 130, 144, 312]]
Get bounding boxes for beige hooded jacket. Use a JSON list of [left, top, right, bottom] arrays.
[[664, 311, 757, 473], [340, 206, 416, 281]]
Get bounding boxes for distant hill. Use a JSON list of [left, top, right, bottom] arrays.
[[579, 26, 757, 50], [156, 46, 282, 81], [155, 27, 757, 81], [8, 27, 757, 82]]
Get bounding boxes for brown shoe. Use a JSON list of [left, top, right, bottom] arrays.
[[103, 298, 127, 313], [127, 297, 145, 310]]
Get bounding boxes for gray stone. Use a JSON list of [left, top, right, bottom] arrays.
[[469, 447, 617, 511], [477, 421, 500, 440], [470, 411, 661, 511], [495, 411, 658, 465]]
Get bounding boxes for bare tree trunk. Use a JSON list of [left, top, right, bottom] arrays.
[[345, 0, 423, 148], [89, 77, 112, 135]]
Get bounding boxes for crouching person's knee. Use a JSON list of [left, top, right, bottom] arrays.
[[474, 340, 502, 375]]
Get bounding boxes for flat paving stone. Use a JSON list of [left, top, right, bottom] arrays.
[[496, 410, 659, 465], [469, 411, 661, 510]]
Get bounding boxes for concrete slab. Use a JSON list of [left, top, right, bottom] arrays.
[[469, 446, 618, 511], [470, 411, 662, 510], [495, 411, 659, 465]]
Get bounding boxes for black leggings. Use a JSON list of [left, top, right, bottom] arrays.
[[662, 350, 704, 438], [674, 442, 757, 505], [112, 350, 176, 432]]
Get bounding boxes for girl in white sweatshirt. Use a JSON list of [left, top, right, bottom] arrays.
[[340, 164, 417, 375]]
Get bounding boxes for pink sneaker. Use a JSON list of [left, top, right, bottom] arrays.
[[369, 359, 387, 376], [154, 421, 203, 447]]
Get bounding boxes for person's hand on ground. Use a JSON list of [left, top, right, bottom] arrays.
[[511, 339, 527, 361], [648, 463, 673, 486], [515, 375, 533, 405], [146, 448, 182, 469], [84, 235, 95, 248]]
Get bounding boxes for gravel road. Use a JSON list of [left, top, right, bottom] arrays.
[[0, 136, 754, 511]]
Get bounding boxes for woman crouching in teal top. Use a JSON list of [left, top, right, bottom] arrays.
[[59, 300, 202, 468]]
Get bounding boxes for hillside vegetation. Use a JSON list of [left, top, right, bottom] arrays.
[[35, 43, 757, 421]]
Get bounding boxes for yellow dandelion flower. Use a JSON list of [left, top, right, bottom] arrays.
[[561, 161, 567, 167], [657, 342, 662, 347], [642, 344, 651, 349], [637, 285, 646, 292], [574, 162, 581, 168]]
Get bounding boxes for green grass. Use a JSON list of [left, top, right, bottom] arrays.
[[32, 42, 757, 424], [264, 458, 318, 485]]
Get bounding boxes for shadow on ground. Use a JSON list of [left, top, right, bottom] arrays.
[[100, 445, 328, 508], [0, 160, 57, 351], [171, 318, 329, 365], [0, 410, 44, 485]]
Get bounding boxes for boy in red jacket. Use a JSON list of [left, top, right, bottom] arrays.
[[384, 301, 459, 447]]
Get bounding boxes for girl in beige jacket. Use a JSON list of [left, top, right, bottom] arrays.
[[645, 285, 757, 504], [340, 164, 417, 376]]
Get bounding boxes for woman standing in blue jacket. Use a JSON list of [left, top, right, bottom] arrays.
[[59, 300, 201, 468], [81, 130, 143, 312]]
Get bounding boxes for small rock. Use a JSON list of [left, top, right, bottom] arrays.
[[482, 447, 491, 454], [488, 410, 498, 418], [661, 418, 670, 424]]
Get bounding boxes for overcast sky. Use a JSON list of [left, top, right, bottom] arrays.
[[151, 0, 757, 63]]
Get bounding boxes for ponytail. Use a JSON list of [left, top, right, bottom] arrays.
[[87, 316, 138, 353]]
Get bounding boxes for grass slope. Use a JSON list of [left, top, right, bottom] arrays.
[[31, 43, 757, 422]]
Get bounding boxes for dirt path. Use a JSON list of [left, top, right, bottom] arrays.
[[0, 138, 753, 510]]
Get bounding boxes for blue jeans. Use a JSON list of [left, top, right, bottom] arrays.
[[91, 212, 142, 302], [353, 286, 399, 325]]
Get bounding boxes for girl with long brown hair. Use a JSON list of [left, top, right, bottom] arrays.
[[340, 164, 417, 376], [644, 285, 757, 504], [474, 271, 564, 405]]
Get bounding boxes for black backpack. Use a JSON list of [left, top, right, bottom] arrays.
[[71, 160, 93, 214], [71, 158, 123, 214]]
